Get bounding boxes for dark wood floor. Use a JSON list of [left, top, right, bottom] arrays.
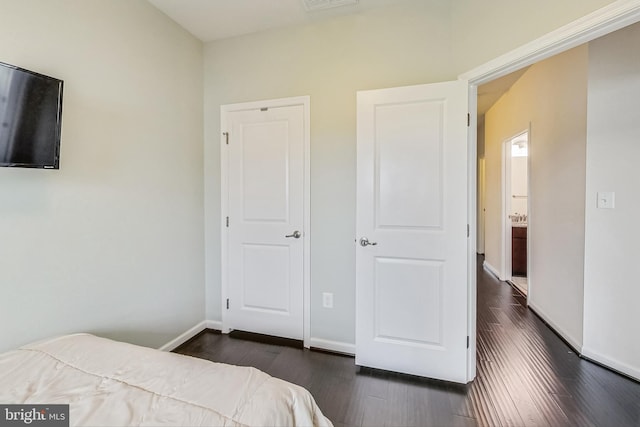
[[174, 256, 640, 427]]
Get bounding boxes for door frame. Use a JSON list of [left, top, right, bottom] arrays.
[[220, 96, 311, 347], [461, 0, 640, 381], [477, 157, 485, 255], [502, 135, 513, 284], [501, 129, 529, 285]]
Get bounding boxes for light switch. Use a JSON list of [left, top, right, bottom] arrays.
[[322, 292, 334, 309], [597, 192, 615, 209]]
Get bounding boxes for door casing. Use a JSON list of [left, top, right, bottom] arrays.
[[220, 96, 311, 347], [500, 129, 530, 287]]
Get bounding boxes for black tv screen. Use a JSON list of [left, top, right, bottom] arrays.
[[0, 61, 63, 169]]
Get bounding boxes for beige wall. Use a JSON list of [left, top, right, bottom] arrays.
[[584, 22, 640, 380], [451, 0, 614, 72], [0, 0, 204, 352], [484, 46, 588, 348]]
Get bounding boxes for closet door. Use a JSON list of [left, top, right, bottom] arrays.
[[224, 103, 305, 340]]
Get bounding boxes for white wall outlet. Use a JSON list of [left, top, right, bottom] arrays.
[[322, 292, 333, 309], [597, 192, 615, 209]]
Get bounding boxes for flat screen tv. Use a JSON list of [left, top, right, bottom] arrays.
[[0, 61, 63, 169]]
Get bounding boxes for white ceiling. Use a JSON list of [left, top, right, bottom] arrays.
[[148, 0, 405, 42]]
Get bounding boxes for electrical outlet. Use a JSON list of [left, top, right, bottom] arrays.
[[597, 192, 615, 209], [322, 292, 333, 309]]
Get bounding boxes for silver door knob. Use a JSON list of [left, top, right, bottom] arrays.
[[360, 237, 377, 247], [285, 231, 301, 239]]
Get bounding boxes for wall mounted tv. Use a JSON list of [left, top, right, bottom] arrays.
[[0, 61, 63, 169]]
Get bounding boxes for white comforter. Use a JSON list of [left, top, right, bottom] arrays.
[[0, 334, 333, 427]]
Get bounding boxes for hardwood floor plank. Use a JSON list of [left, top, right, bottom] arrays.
[[586, 359, 640, 420], [463, 373, 504, 427], [561, 374, 638, 427], [266, 346, 316, 386], [354, 368, 391, 400], [549, 393, 597, 427], [475, 358, 524, 426], [478, 321, 567, 425], [234, 343, 281, 372], [361, 396, 387, 427], [404, 381, 432, 426], [306, 372, 360, 426], [384, 380, 409, 427]]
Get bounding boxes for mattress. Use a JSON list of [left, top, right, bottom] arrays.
[[0, 334, 333, 427]]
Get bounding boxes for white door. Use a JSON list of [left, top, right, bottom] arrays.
[[224, 103, 305, 340], [356, 81, 469, 383]]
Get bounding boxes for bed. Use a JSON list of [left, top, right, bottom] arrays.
[[0, 333, 333, 427]]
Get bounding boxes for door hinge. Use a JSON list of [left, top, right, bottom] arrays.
[[467, 224, 470, 237], [226, 298, 229, 310], [223, 132, 229, 145], [467, 336, 470, 348], [467, 113, 470, 127], [260, 107, 268, 112], [226, 217, 229, 228]]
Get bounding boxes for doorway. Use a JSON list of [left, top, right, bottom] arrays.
[[220, 96, 311, 344], [503, 131, 529, 295], [463, 1, 640, 384]]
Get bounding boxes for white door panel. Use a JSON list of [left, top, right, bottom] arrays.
[[356, 81, 469, 383], [241, 244, 290, 312], [376, 100, 444, 229], [226, 105, 304, 340], [241, 120, 290, 222]]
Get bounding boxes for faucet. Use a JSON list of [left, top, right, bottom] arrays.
[[509, 213, 527, 223]]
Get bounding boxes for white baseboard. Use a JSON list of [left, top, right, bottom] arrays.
[[483, 260, 501, 280], [158, 320, 222, 352], [581, 347, 640, 382], [527, 301, 583, 354], [204, 320, 222, 331], [160, 323, 354, 356], [308, 337, 355, 355]]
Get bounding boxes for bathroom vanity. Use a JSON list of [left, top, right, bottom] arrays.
[[512, 226, 527, 276]]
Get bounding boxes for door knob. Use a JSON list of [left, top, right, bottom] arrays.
[[285, 231, 301, 239], [360, 237, 377, 247]]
